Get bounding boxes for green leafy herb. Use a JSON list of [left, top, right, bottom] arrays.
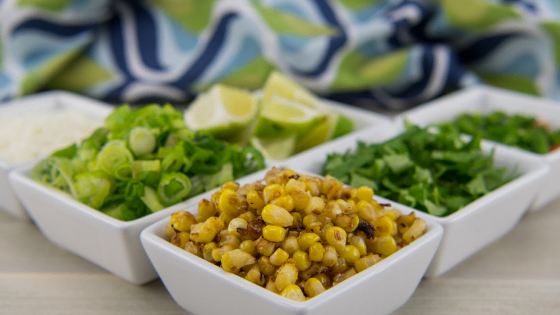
[[322, 124, 515, 217], [32, 104, 265, 221], [445, 111, 560, 154]]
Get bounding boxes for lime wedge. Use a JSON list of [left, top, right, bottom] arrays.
[[262, 71, 318, 109], [184, 84, 258, 140], [250, 135, 296, 160], [253, 96, 323, 138], [294, 113, 354, 153]]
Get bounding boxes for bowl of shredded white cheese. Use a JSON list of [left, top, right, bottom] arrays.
[[0, 91, 113, 220]]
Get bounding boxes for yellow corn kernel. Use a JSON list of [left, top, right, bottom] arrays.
[[170, 211, 197, 232], [303, 178, 321, 196], [184, 241, 202, 257], [275, 263, 299, 291], [349, 234, 367, 256], [304, 278, 326, 298], [321, 175, 344, 200], [324, 201, 343, 220], [262, 225, 286, 243], [190, 217, 224, 243], [239, 240, 257, 255], [333, 267, 356, 286], [219, 234, 240, 248], [269, 248, 290, 266], [397, 212, 416, 234], [336, 199, 355, 214], [356, 200, 379, 224], [333, 213, 359, 232], [270, 195, 295, 212], [236, 183, 255, 197], [228, 218, 248, 237], [371, 235, 397, 256], [238, 211, 257, 224], [202, 242, 218, 262], [263, 184, 285, 204], [309, 242, 325, 262], [304, 196, 325, 215], [221, 249, 256, 273], [280, 284, 305, 302], [302, 214, 318, 229], [382, 209, 402, 221], [355, 253, 382, 272], [356, 186, 374, 201], [265, 278, 279, 293], [325, 226, 347, 252], [171, 231, 190, 248], [221, 181, 239, 191], [330, 257, 348, 275], [320, 222, 334, 242], [340, 245, 360, 264], [402, 218, 426, 244], [285, 178, 306, 194], [281, 236, 300, 255], [211, 189, 223, 209], [265, 167, 282, 185], [291, 212, 303, 228], [292, 190, 311, 211], [313, 273, 331, 289], [165, 225, 176, 240], [197, 199, 218, 221], [257, 256, 276, 276], [247, 190, 265, 210], [374, 216, 394, 236], [254, 237, 276, 256], [211, 245, 234, 262], [297, 233, 320, 251], [218, 189, 248, 217], [261, 204, 293, 227], [218, 212, 234, 226], [245, 264, 262, 285], [293, 250, 311, 271]]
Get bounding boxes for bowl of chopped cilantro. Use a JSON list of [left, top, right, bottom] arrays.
[[8, 104, 265, 285]]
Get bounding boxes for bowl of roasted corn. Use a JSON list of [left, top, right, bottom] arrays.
[[141, 168, 443, 315]]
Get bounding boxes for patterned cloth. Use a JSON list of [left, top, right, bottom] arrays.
[[0, 0, 560, 109]]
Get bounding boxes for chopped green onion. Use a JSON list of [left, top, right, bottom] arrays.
[[157, 173, 191, 206], [129, 127, 156, 156]]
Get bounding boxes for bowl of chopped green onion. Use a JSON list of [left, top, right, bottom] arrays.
[[399, 85, 560, 210], [9, 103, 265, 284]]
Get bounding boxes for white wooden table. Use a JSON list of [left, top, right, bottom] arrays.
[[1, 200, 559, 315]]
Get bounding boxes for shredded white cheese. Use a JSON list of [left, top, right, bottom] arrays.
[[0, 110, 102, 164]]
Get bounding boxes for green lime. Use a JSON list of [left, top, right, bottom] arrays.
[[250, 135, 296, 160]]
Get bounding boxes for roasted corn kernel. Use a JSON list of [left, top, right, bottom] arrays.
[[263, 184, 285, 204], [280, 285, 305, 302], [239, 240, 257, 255], [269, 248, 290, 266], [262, 225, 286, 242], [297, 233, 320, 251], [221, 249, 256, 273], [275, 263, 299, 291], [261, 204, 293, 227], [170, 211, 197, 232], [247, 190, 265, 210], [293, 250, 311, 271], [281, 236, 300, 254], [309, 242, 325, 262], [304, 278, 326, 297]]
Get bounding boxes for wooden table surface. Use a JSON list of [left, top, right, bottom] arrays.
[[1, 200, 559, 315]]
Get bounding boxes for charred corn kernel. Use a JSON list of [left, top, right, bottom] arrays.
[[304, 278, 326, 297], [172, 232, 190, 248], [403, 218, 426, 244], [275, 263, 299, 291], [221, 249, 256, 273], [280, 285, 305, 302], [263, 184, 285, 204], [340, 245, 360, 264], [330, 257, 348, 275], [211, 189, 223, 209], [221, 181, 239, 191], [228, 218, 248, 236], [269, 248, 290, 266], [304, 179, 321, 197], [374, 216, 394, 236], [357, 200, 378, 224], [265, 278, 279, 293], [320, 222, 334, 242], [285, 178, 306, 194], [304, 196, 325, 215], [324, 201, 343, 220], [309, 242, 325, 262], [247, 190, 265, 209], [212, 245, 234, 262], [245, 265, 262, 285], [262, 225, 286, 242], [321, 175, 344, 200], [333, 267, 356, 286], [190, 217, 224, 244], [334, 213, 359, 232], [262, 204, 293, 227], [238, 211, 256, 224], [236, 183, 254, 197], [349, 234, 367, 256], [198, 199, 218, 221], [218, 189, 248, 217], [165, 225, 176, 239], [396, 212, 416, 234], [218, 212, 234, 226], [292, 190, 311, 211], [355, 254, 382, 272], [254, 237, 276, 256], [239, 240, 257, 255], [291, 212, 303, 228], [279, 168, 296, 181], [383, 209, 401, 221], [293, 250, 311, 271], [325, 226, 347, 252], [270, 195, 295, 212], [356, 186, 374, 201], [219, 234, 240, 248], [170, 211, 197, 232], [184, 241, 202, 257], [297, 233, 320, 251], [265, 167, 282, 185], [202, 242, 218, 262], [258, 256, 276, 276], [281, 236, 300, 254], [313, 273, 330, 289], [371, 235, 397, 256]]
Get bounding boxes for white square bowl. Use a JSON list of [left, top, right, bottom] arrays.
[[397, 86, 560, 210], [283, 123, 549, 277], [0, 91, 113, 220], [140, 169, 444, 315]]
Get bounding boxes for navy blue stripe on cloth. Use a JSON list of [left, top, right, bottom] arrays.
[[13, 19, 95, 36]]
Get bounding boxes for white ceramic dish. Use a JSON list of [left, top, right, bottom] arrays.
[[0, 91, 113, 220], [140, 169, 443, 315], [284, 123, 549, 277], [398, 86, 560, 210]]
